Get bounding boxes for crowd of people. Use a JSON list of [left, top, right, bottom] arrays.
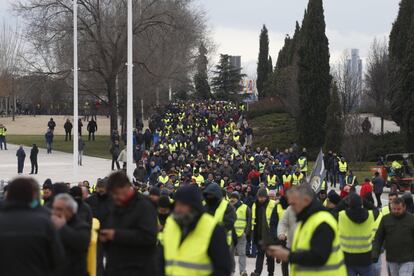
[[1, 101, 414, 276]]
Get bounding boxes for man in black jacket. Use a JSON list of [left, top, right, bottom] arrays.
[[100, 171, 158, 276], [52, 193, 91, 276], [30, 144, 39, 174], [64, 119, 73, 141], [0, 178, 64, 276], [87, 119, 98, 141], [373, 197, 414, 275]]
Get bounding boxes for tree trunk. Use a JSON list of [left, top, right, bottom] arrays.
[[381, 116, 384, 135], [107, 78, 118, 134]]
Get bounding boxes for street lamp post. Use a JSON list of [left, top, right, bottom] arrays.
[[126, 0, 134, 180], [73, 0, 79, 182]]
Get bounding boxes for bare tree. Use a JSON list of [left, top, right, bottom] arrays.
[[365, 37, 389, 135], [332, 50, 363, 114], [14, 0, 207, 133], [0, 21, 22, 120]]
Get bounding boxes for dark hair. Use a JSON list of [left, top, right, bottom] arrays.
[[389, 192, 398, 198], [393, 197, 406, 206], [7, 178, 35, 204], [107, 171, 131, 191]]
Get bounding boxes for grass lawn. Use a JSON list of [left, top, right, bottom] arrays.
[[250, 113, 297, 151], [7, 135, 117, 159]]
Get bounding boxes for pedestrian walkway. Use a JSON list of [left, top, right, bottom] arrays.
[[0, 144, 112, 185]]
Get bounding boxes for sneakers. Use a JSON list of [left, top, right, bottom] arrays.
[[241, 272, 248, 276]]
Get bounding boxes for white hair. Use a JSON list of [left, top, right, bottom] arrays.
[[55, 193, 78, 213]]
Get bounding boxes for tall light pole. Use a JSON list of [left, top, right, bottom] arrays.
[[73, 0, 79, 181], [126, 0, 134, 180]]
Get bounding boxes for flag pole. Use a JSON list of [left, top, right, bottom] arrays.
[[73, 0, 79, 182], [126, 0, 134, 180]]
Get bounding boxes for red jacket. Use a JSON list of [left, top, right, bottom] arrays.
[[360, 182, 373, 199]]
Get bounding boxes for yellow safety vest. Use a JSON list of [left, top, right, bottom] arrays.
[[338, 161, 348, 173], [372, 211, 383, 235], [381, 205, 390, 216], [87, 218, 100, 276], [276, 204, 285, 220], [0, 128, 5, 136], [212, 124, 219, 133], [252, 200, 276, 230], [283, 175, 292, 185], [338, 210, 374, 254], [164, 214, 215, 276], [192, 175, 205, 186], [267, 175, 277, 187], [169, 143, 177, 153], [298, 157, 308, 173], [213, 200, 233, 245], [158, 175, 169, 185], [292, 174, 304, 186], [234, 204, 248, 237], [291, 211, 346, 276], [346, 176, 356, 186]]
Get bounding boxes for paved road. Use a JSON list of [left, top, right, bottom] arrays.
[[0, 144, 113, 185]]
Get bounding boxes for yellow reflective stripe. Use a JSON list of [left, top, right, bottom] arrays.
[[165, 260, 212, 271], [339, 235, 372, 241]]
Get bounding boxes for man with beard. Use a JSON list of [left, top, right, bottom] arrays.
[[161, 185, 232, 276], [100, 171, 158, 276], [373, 197, 414, 275]]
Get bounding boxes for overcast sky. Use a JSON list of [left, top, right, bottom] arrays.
[[196, 0, 400, 77], [0, 0, 401, 78]]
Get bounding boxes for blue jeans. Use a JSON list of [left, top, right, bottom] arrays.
[[347, 264, 374, 276], [338, 172, 346, 189]]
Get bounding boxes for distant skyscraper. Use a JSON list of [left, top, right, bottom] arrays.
[[346, 49, 363, 108], [229, 55, 241, 73]]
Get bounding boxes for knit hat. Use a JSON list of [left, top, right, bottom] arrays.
[[42, 179, 53, 190], [257, 188, 268, 198], [174, 185, 204, 212], [327, 190, 341, 205], [230, 191, 240, 200]]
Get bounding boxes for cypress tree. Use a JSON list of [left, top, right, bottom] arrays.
[[324, 82, 343, 152], [257, 25, 270, 99], [297, 0, 331, 148], [194, 43, 211, 99], [389, 0, 414, 151]]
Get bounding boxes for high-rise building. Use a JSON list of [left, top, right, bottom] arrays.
[[346, 49, 363, 108], [229, 55, 241, 73]]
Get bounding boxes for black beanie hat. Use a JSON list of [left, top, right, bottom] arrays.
[[158, 195, 171, 209], [328, 190, 341, 205], [150, 187, 161, 196], [174, 185, 204, 212]]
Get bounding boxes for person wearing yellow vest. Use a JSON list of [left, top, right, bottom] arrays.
[[297, 155, 308, 177], [267, 185, 347, 276], [338, 157, 348, 189], [0, 123, 7, 150], [345, 170, 358, 187], [282, 170, 293, 191], [162, 185, 232, 276], [230, 192, 251, 276], [203, 183, 236, 247], [158, 170, 170, 185], [338, 194, 376, 275], [192, 170, 205, 186], [251, 188, 277, 276], [266, 171, 278, 190], [292, 169, 304, 186]]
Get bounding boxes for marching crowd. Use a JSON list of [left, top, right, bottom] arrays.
[[1, 101, 414, 276]]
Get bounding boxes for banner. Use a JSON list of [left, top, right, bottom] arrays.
[[308, 149, 326, 193]]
